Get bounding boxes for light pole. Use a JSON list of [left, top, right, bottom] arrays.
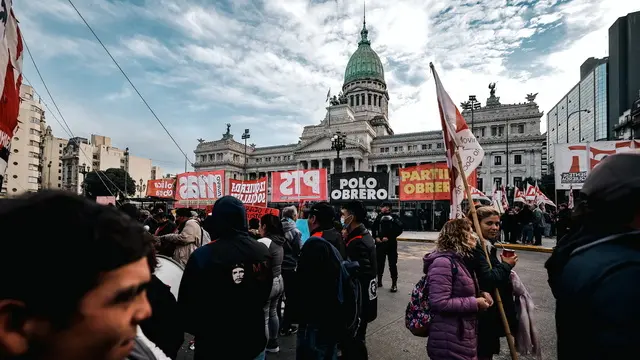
[[123, 147, 129, 199], [331, 131, 347, 173], [137, 178, 146, 198], [47, 161, 52, 189], [461, 95, 481, 133], [79, 163, 88, 196], [242, 129, 251, 180], [566, 109, 591, 143]]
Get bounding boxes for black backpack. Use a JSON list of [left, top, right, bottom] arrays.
[[306, 236, 363, 339]]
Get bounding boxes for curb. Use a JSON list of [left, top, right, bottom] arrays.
[[397, 237, 554, 254]]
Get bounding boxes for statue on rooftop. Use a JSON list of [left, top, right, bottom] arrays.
[[489, 82, 496, 97], [197, 138, 205, 144], [526, 93, 538, 103], [338, 91, 348, 104], [225, 123, 231, 135], [329, 95, 340, 106]]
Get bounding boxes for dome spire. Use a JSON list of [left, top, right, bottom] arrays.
[[359, 0, 370, 46]]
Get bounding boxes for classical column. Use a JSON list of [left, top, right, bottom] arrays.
[[330, 158, 335, 174], [342, 157, 347, 172], [387, 164, 393, 197], [354, 158, 360, 171]]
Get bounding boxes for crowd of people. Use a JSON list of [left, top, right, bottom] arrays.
[[2, 153, 639, 360]]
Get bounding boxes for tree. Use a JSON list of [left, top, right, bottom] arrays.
[[84, 168, 136, 199]]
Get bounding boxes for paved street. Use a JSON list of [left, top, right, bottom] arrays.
[[177, 241, 556, 360], [400, 231, 557, 249]]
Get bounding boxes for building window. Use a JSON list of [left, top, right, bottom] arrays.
[[421, 144, 427, 150], [514, 154, 522, 165], [514, 177, 523, 189], [475, 127, 485, 137], [493, 177, 502, 187], [494, 156, 502, 165], [368, 94, 372, 105], [491, 126, 504, 136], [436, 143, 442, 149], [477, 178, 484, 192], [350, 95, 354, 106], [13, 149, 18, 153], [356, 95, 360, 106]]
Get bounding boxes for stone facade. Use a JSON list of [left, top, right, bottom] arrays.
[[193, 21, 546, 199]]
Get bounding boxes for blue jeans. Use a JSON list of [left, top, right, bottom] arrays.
[[253, 351, 265, 360], [296, 325, 338, 360], [522, 224, 534, 243], [264, 275, 284, 341]]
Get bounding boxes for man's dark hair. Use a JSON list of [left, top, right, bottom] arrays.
[[248, 218, 260, 230], [343, 200, 367, 223], [381, 202, 392, 209], [119, 202, 139, 221], [0, 191, 152, 326], [260, 214, 285, 237], [175, 208, 192, 217], [309, 202, 335, 229]]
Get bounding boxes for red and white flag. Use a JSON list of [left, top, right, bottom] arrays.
[[535, 187, 556, 207], [514, 187, 526, 203], [0, 0, 23, 185], [430, 63, 484, 219], [501, 184, 509, 210], [568, 185, 574, 209]]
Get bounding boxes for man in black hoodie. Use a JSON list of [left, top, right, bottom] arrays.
[[546, 153, 640, 360], [341, 200, 378, 359], [178, 196, 272, 360], [280, 206, 302, 336]]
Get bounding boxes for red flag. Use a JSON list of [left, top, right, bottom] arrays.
[[568, 185, 574, 209], [430, 63, 484, 218], [0, 2, 23, 184]]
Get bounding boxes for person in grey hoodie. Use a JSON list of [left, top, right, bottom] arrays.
[[280, 206, 302, 336], [258, 214, 286, 353]]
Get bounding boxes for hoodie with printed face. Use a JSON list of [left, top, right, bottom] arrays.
[[178, 196, 273, 360]]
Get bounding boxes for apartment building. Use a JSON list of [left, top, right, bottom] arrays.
[[41, 126, 68, 190], [1, 85, 45, 197]]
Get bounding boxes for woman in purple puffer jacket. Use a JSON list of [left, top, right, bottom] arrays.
[[425, 219, 494, 360]]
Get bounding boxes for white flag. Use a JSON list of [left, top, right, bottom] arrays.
[[430, 63, 484, 219]]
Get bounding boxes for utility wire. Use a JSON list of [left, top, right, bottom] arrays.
[[66, 0, 193, 167], [22, 39, 121, 198]]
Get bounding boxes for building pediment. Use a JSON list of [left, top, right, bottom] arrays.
[[295, 136, 334, 153]]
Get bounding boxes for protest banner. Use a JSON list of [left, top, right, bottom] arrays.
[[329, 171, 388, 203], [271, 169, 328, 202], [96, 196, 116, 205], [398, 163, 477, 201], [554, 140, 640, 190], [229, 177, 268, 207], [174, 170, 225, 208], [146, 178, 175, 199], [245, 205, 280, 222]]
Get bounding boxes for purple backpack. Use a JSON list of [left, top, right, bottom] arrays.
[[405, 255, 457, 337]]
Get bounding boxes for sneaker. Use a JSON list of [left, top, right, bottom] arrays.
[[390, 282, 398, 293], [265, 339, 280, 353], [279, 325, 298, 337]]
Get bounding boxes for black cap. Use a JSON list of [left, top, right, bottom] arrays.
[[309, 202, 335, 225], [581, 153, 640, 204]]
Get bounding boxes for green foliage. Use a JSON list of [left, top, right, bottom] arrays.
[[83, 168, 136, 199]]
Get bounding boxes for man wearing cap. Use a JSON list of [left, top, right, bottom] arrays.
[[371, 202, 403, 292], [307, 202, 347, 259], [546, 153, 640, 359], [155, 208, 201, 266]]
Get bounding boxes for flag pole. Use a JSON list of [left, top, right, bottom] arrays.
[[455, 150, 519, 360]]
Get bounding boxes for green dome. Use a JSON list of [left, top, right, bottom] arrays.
[[343, 23, 385, 85]]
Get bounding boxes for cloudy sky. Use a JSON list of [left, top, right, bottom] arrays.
[[15, 0, 639, 174]]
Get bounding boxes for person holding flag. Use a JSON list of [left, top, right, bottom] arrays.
[[430, 63, 519, 360]]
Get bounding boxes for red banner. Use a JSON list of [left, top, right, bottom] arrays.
[[245, 205, 280, 222], [229, 177, 268, 207], [399, 163, 477, 201], [174, 170, 225, 207], [271, 169, 328, 202], [146, 178, 175, 199]]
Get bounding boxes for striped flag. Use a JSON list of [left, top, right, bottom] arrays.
[[0, 0, 23, 186], [568, 185, 574, 209], [430, 63, 484, 219], [325, 88, 331, 102]]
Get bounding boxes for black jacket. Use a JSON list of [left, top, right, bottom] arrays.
[[371, 212, 403, 240], [140, 275, 183, 359], [281, 218, 302, 271], [345, 224, 378, 323], [310, 227, 347, 260], [291, 236, 342, 332], [178, 196, 272, 360], [546, 228, 640, 360], [465, 241, 517, 348]]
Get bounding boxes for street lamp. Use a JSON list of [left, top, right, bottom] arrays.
[[47, 161, 52, 189], [79, 163, 88, 196], [461, 95, 481, 133], [123, 147, 129, 199], [567, 109, 591, 142], [137, 178, 146, 198], [242, 129, 251, 180], [331, 131, 347, 173]]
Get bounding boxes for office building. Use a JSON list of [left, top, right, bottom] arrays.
[[546, 58, 608, 164], [609, 11, 640, 136], [41, 126, 68, 190]]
